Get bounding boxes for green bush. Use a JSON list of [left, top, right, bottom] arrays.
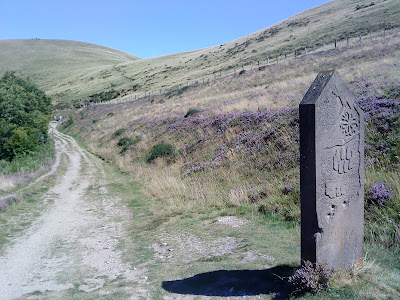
[[117, 137, 133, 147], [112, 128, 126, 138], [239, 70, 246, 75], [147, 142, 175, 163], [0, 71, 52, 162], [184, 108, 201, 118], [92, 119, 98, 124], [117, 136, 141, 155], [62, 117, 73, 129]]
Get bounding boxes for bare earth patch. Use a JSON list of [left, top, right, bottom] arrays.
[[217, 215, 248, 227]]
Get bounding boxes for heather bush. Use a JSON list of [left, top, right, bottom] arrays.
[[367, 182, 393, 206], [288, 261, 334, 294], [147, 142, 175, 163], [357, 95, 400, 169]]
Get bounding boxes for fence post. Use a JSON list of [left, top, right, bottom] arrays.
[[202, 78, 204, 84], [384, 29, 386, 39], [207, 77, 209, 83], [347, 37, 349, 47], [305, 47, 307, 55], [267, 57, 270, 65], [323, 42, 326, 49], [359, 35, 362, 44], [251, 62, 253, 70], [295, 50, 297, 58], [370, 32, 373, 41], [334, 39, 337, 49], [242, 65, 244, 71], [258, 60, 260, 67], [214, 73, 216, 81], [285, 52, 287, 59], [276, 55, 278, 63], [314, 45, 316, 53]]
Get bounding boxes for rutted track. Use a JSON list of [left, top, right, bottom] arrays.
[[0, 123, 147, 299]]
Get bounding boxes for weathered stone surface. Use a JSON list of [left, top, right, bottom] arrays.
[[300, 70, 364, 270]]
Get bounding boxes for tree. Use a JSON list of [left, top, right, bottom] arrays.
[[0, 71, 52, 161]]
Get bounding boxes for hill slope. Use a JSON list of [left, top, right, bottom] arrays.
[[0, 39, 140, 104], [1, 0, 399, 106]]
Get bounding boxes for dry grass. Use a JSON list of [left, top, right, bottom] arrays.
[[61, 33, 400, 227]]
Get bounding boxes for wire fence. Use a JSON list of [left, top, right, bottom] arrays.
[[71, 27, 398, 109]]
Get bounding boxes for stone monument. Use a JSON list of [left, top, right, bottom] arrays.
[[299, 70, 364, 270]]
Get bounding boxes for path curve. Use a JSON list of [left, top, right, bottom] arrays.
[[0, 124, 146, 299]]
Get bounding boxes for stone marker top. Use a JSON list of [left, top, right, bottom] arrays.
[[300, 70, 336, 105]]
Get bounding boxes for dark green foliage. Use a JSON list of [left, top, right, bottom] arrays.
[[239, 70, 246, 75], [62, 117, 73, 128], [112, 128, 126, 138], [117, 137, 134, 147], [92, 119, 98, 124], [166, 86, 189, 99], [0, 71, 52, 162], [147, 142, 175, 163], [184, 108, 201, 118], [88, 89, 120, 103], [117, 136, 141, 154]]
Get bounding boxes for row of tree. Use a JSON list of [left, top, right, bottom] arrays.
[[0, 72, 52, 161]]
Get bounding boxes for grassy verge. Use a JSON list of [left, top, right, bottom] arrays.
[[0, 137, 55, 195]]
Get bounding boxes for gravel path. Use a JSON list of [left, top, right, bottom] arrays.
[[0, 124, 146, 299]]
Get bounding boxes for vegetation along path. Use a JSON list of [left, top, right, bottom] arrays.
[[0, 123, 148, 299]]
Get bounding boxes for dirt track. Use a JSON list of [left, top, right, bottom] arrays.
[[0, 124, 147, 299]]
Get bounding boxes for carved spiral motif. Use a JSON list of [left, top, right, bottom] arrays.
[[340, 110, 358, 136]]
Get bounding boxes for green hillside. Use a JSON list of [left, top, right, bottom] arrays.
[[0, 39, 140, 105], [0, 0, 399, 107]]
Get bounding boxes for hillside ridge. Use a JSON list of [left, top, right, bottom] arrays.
[[1, 0, 399, 106]]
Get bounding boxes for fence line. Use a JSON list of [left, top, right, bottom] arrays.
[[70, 28, 397, 109]]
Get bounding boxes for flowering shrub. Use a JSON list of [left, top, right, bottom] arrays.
[[367, 182, 393, 206], [288, 261, 334, 294], [357, 94, 400, 169]]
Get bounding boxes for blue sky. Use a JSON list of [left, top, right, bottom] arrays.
[[0, 0, 331, 59]]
